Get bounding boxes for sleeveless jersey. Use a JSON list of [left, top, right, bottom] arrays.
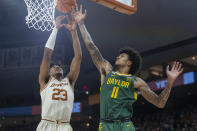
[[41, 77, 74, 121], [100, 71, 138, 119]]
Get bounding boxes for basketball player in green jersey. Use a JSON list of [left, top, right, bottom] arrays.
[[73, 5, 183, 131]]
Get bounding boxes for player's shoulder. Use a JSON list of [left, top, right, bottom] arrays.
[[40, 77, 54, 92], [101, 60, 112, 74], [133, 76, 147, 89], [60, 77, 67, 83], [62, 77, 68, 82], [112, 71, 133, 77]]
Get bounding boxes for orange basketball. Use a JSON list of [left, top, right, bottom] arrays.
[[56, 0, 76, 13]]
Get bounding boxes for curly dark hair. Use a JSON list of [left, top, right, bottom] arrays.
[[50, 61, 62, 68], [119, 47, 142, 75], [50, 63, 61, 68]]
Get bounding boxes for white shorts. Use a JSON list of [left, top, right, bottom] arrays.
[[36, 120, 73, 131]]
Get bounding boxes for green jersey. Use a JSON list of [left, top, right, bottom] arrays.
[[100, 70, 138, 119]]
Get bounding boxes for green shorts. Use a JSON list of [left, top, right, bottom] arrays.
[[99, 121, 135, 131]]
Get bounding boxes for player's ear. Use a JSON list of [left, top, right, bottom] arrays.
[[127, 60, 132, 66], [49, 68, 53, 75]]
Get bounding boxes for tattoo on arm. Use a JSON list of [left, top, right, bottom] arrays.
[[89, 44, 104, 69], [137, 78, 173, 108], [157, 83, 172, 107], [79, 24, 105, 70]]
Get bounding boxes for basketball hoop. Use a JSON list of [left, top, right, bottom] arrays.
[[24, 0, 57, 31], [91, 0, 137, 15]]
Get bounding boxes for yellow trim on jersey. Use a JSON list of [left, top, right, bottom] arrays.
[[99, 122, 102, 130], [134, 91, 138, 100], [115, 72, 132, 76], [126, 124, 131, 127]]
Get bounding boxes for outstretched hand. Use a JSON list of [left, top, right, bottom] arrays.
[[73, 4, 87, 24], [63, 7, 77, 31], [55, 15, 65, 29], [166, 62, 183, 82]]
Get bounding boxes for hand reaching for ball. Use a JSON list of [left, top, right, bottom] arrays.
[[73, 4, 87, 24], [56, 2, 87, 31], [63, 7, 77, 31], [55, 15, 65, 29]]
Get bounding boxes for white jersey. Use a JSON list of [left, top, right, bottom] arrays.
[[40, 77, 74, 121]]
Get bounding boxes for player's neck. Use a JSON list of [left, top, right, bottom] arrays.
[[53, 74, 64, 81], [115, 66, 130, 75]]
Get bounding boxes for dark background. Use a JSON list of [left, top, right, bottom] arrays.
[[0, 0, 197, 130]]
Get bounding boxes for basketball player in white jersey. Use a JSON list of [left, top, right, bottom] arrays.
[[36, 14, 82, 131]]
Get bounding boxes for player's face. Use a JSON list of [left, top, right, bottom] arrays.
[[115, 53, 131, 67], [50, 65, 63, 77]]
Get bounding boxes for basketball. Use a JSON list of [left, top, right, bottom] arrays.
[[56, 0, 76, 13]]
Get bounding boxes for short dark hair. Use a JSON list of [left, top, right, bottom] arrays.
[[119, 47, 142, 75]]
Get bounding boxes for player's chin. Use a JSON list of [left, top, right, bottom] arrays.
[[114, 62, 120, 66], [114, 63, 120, 70], [55, 72, 63, 77]]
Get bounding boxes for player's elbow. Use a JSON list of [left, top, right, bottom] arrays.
[[156, 102, 165, 109], [75, 53, 82, 60], [77, 55, 82, 62], [84, 39, 91, 44], [157, 104, 165, 109], [79, 52, 82, 58]]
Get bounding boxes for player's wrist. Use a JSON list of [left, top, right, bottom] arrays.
[[71, 30, 77, 35], [55, 24, 62, 30], [78, 21, 84, 26], [167, 78, 174, 87], [45, 27, 58, 50]]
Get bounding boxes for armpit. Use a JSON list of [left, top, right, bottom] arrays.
[[101, 68, 106, 77]]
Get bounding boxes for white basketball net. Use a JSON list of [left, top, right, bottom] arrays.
[[24, 0, 57, 31]]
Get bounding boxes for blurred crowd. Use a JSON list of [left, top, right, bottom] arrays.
[[134, 106, 197, 131], [0, 105, 196, 131]]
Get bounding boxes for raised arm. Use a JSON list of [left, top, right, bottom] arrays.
[[73, 5, 112, 81], [78, 24, 112, 72], [135, 62, 183, 108], [39, 16, 64, 90], [64, 12, 82, 88], [39, 48, 53, 89]]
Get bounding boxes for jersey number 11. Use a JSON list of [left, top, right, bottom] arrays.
[[111, 86, 119, 99]]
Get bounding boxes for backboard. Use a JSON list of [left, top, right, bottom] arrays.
[[91, 0, 137, 15]]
